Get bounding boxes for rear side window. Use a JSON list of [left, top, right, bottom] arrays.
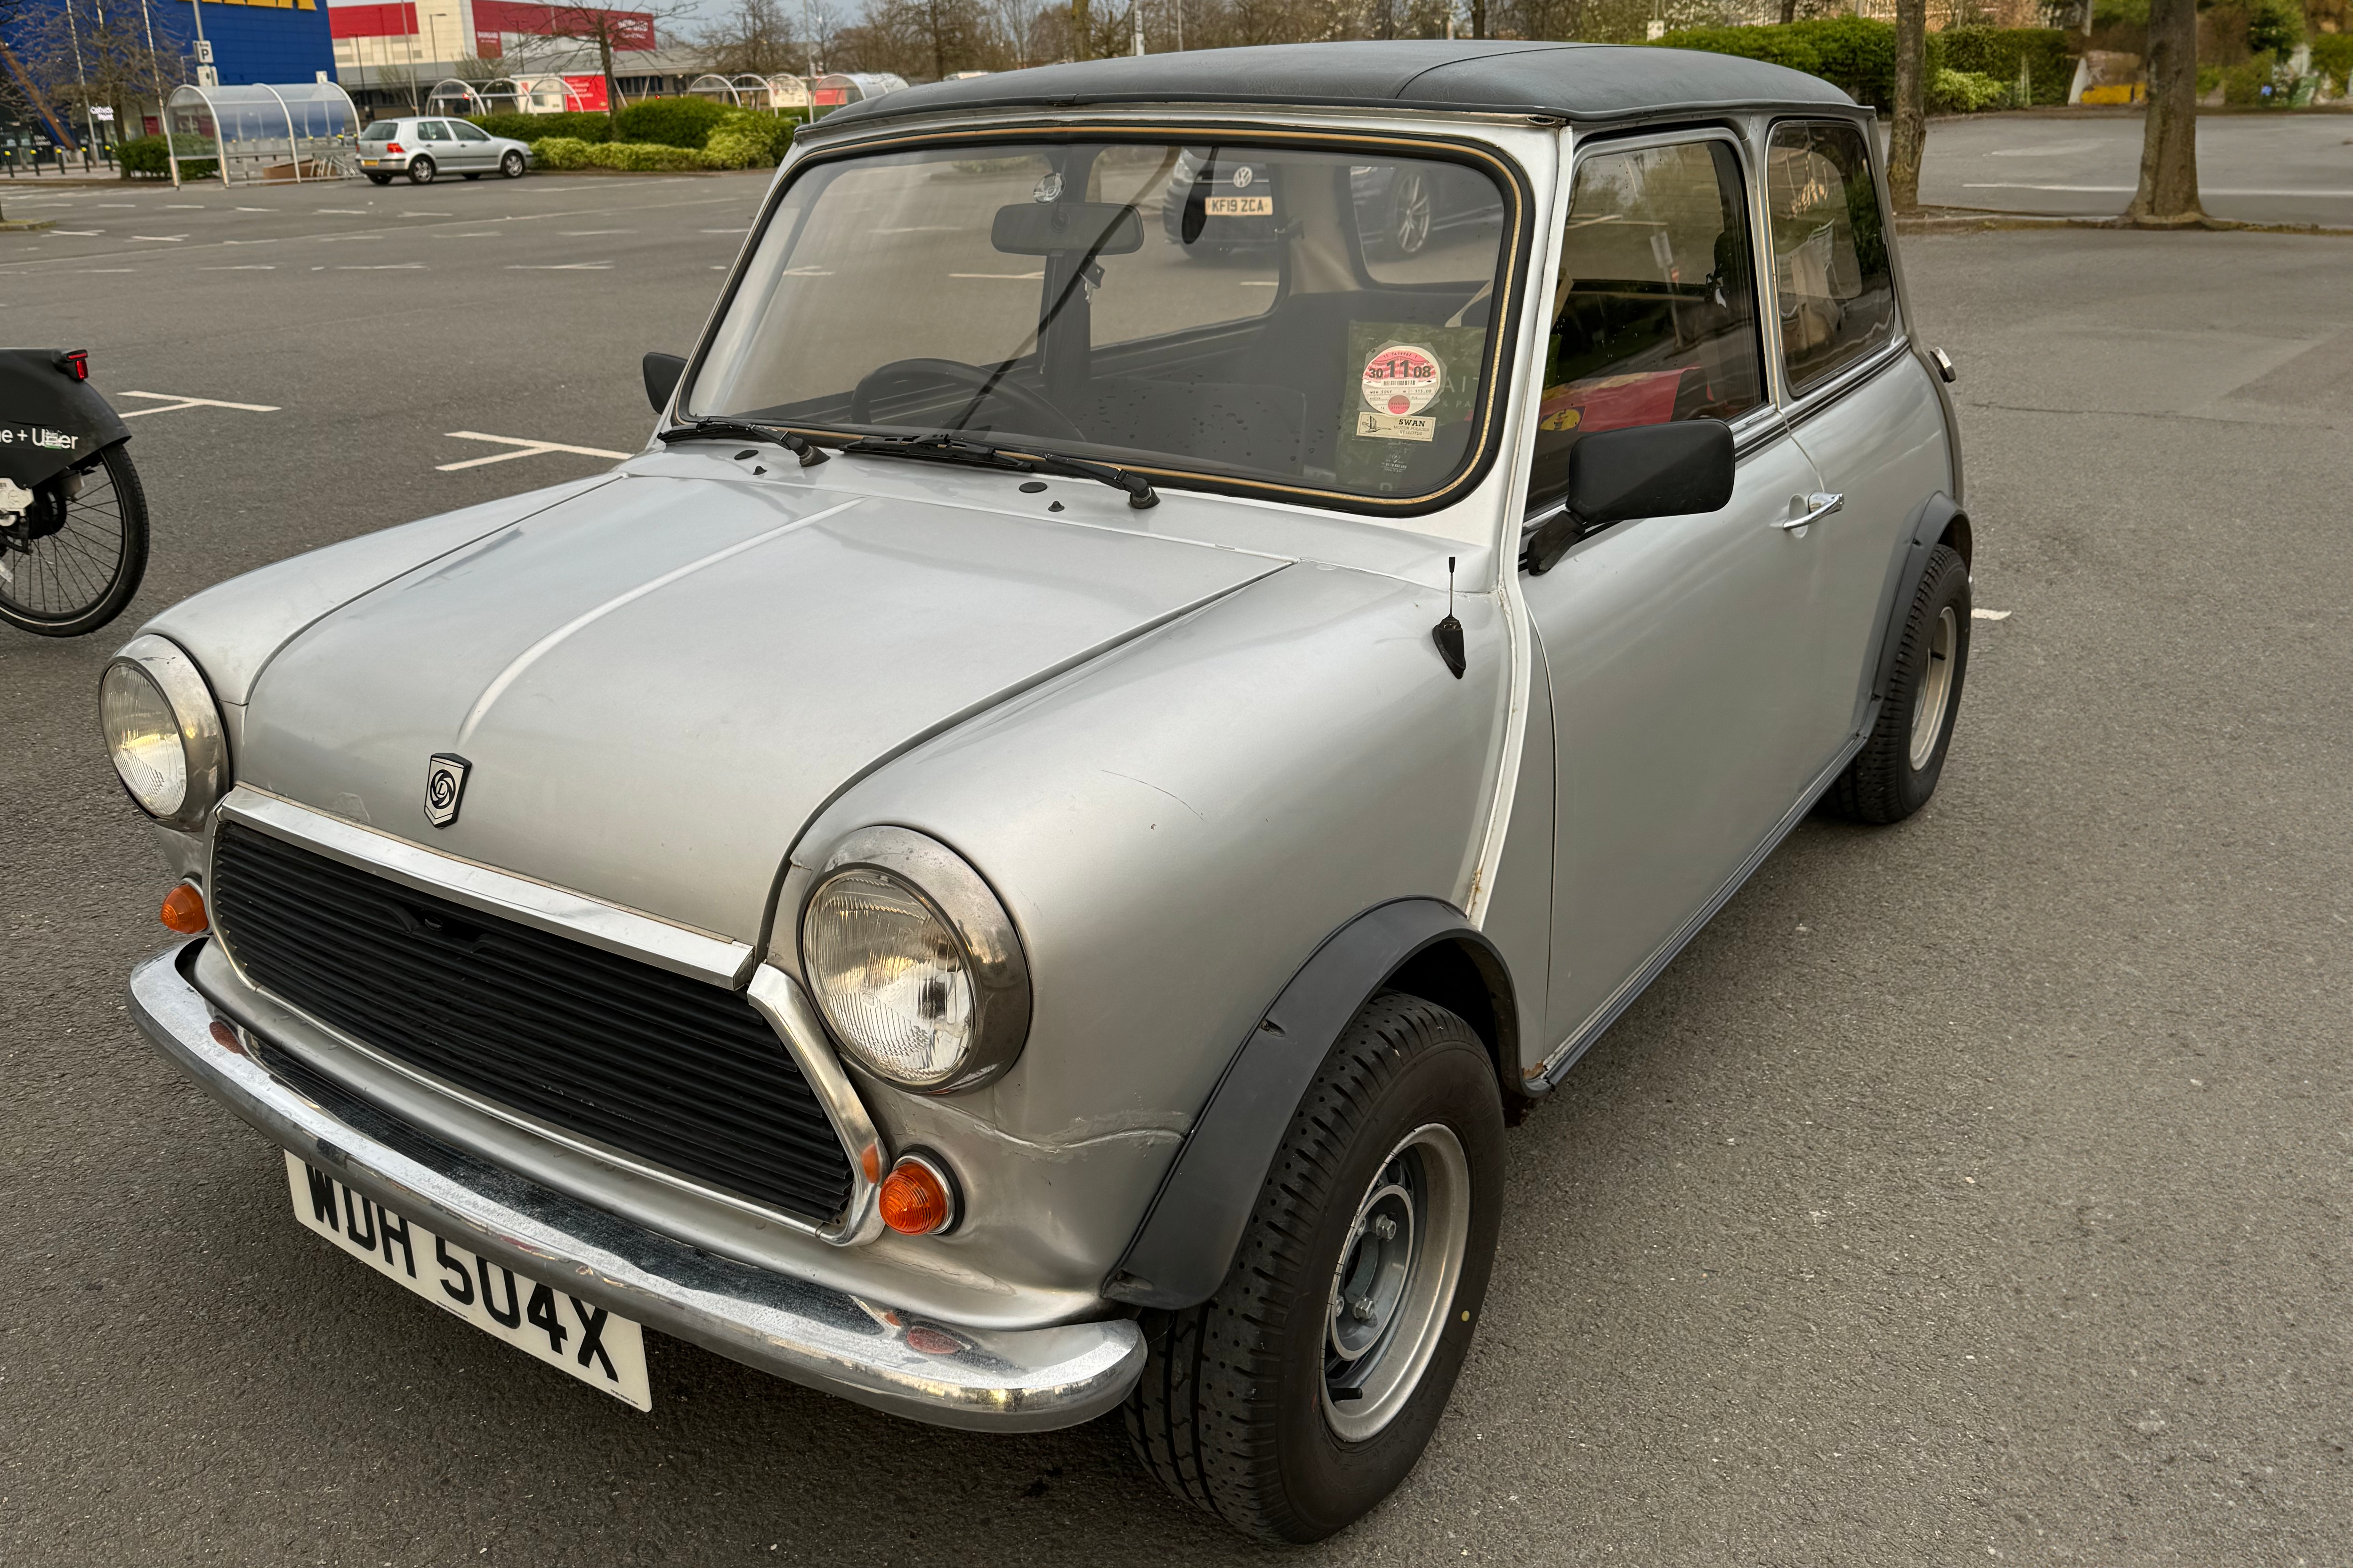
[[418, 121, 452, 142], [1766, 122, 1896, 395], [1526, 138, 1763, 515], [361, 121, 400, 141]]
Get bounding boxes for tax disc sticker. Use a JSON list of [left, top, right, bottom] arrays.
[[1362, 343, 1443, 418]]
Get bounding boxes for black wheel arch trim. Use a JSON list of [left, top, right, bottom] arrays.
[[1102, 897, 1517, 1311], [1863, 492, 1970, 729]]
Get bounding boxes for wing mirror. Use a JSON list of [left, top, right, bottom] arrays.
[[1523, 419, 1735, 574], [642, 351, 687, 414]]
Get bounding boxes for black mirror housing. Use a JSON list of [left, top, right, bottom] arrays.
[[642, 351, 687, 415], [1565, 418, 1736, 529], [990, 202, 1145, 257]]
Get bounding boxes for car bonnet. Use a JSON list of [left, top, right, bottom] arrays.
[[236, 476, 1284, 942]]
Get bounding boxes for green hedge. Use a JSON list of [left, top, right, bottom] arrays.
[[2313, 34, 2353, 88], [611, 95, 733, 150], [469, 111, 612, 145], [1653, 21, 2075, 110], [116, 133, 218, 180], [532, 136, 719, 172], [1929, 68, 2007, 113]]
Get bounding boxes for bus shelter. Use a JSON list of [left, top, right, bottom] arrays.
[[165, 81, 361, 187], [765, 75, 811, 111], [809, 73, 907, 115]]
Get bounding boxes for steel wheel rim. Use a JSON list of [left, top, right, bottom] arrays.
[[1321, 1122, 1469, 1442], [1908, 605, 1957, 770], [1395, 174, 1431, 255], [0, 455, 129, 624]]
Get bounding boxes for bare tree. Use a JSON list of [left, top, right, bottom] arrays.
[[1886, 0, 1925, 211], [2125, 0, 2205, 226], [695, 0, 801, 77], [540, 1, 679, 113]]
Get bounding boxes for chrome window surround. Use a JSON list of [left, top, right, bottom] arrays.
[[1758, 114, 1909, 420], [205, 786, 887, 1246], [103, 634, 232, 831], [802, 824, 1034, 1096]]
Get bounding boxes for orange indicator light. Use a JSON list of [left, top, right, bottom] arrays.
[[161, 882, 209, 934], [878, 1155, 957, 1237]]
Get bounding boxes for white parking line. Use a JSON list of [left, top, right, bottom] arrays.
[[436, 431, 631, 472], [131, 234, 187, 242], [951, 271, 1044, 280], [505, 262, 613, 270], [202, 265, 278, 271], [1972, 608, 2012, 621], [118, 391, 283, 419], [561, 229, 632, 235], [338, 264, 425, 270]]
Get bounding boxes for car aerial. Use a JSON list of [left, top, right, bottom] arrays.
[[355, 116, 533, 185], [106, 41, 1972, 1544]]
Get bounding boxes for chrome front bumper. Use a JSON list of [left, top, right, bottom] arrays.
[[129, 938, 1145, 1432]]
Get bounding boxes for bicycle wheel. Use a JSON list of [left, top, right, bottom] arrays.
[[0, 441, 150, 638]]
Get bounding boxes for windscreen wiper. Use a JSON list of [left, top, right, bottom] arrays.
[[656, 416, 830, 467], [841, 432, 1158, 509]]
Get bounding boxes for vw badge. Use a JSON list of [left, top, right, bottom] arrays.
[[424, 753, 470, 827]]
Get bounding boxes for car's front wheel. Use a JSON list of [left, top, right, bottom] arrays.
[[1826, 541, 1972, 823], [407, 155, 436, 186], [1126, 992, 1504, 1543], [500, 151, 526, 179]]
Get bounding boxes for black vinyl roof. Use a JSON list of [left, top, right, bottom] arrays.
[[814, 41, 1856, 133]]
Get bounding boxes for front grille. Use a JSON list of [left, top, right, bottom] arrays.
[[209, 821, 854, 1224]]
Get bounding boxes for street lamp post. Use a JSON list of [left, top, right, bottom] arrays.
[[134, 0, 178, 188]]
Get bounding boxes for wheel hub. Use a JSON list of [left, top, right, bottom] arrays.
[[1320, 1123, 1471, 1443]]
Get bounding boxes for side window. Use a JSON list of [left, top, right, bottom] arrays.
[[418, 121, 452, 143], [454, 122, 491, 143], [1765, 122, 1896, 395], [1527, 138, 1763, 516]]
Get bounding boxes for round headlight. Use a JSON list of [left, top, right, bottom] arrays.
[[801, 827, 1030, 1094], [98, 635, 228, 830]]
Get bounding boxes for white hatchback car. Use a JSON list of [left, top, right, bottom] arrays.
[[356, 117, 533, 185]]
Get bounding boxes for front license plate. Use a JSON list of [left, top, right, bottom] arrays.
[[285, 1153, 652, 1409], [1205, 194, 1273, 217]]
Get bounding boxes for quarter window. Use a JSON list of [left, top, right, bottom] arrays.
[[1527, 138, 1763, 515], [1765, 122, 1896, 395], [453, 122, 491, 143]]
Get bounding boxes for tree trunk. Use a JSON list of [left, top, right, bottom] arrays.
[[599, 34, 618, 119], [2127, 0, 2205, 225], [1072, 0, 1091, 58], [1471, 1, 1485, 40], [1779, 0, 1796, 23], [1886, 0, 1928, 212]]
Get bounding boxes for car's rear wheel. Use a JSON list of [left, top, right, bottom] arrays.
[[500, 151, 526, 179], [1126, 991, 1504, 1543], [1826, 541, 1972, 824], [407, 155, 436, 186]]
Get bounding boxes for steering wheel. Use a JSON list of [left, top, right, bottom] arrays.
[[849, 358, 1087, 444]]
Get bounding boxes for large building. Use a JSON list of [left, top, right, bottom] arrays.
[[329, 1, 669, 113]]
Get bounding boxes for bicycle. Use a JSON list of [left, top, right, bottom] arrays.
[[1, 347, 148, 638]]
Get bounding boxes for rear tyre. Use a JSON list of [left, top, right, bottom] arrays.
[[500, 151, 526, 179], [408, 155, 437, 186], [1826, 542, 1971, 824], [0, 442, 149, 638], [1125, 992, 1504, 1544]]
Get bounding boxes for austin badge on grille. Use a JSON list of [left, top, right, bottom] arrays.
[[423, 753, 470, 827]]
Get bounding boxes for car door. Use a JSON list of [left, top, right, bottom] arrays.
[[1764, 119, 1959, 738], [413, 118, 453, 170], [1517, 130, 1843, 1059], [450, 120, 496, 171]]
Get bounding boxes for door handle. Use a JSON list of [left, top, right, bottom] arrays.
[[1778, 492, 1844, 530]]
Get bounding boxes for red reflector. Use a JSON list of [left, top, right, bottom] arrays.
[[60, 348, 90, 381]]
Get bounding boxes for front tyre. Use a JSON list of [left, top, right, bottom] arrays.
[[0, 442, 149, 637], [500, 150, 526, 178], [1826, 542, 1971, 824], [1126, 992, 1504, 1543]]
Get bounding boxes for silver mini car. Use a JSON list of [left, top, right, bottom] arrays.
[[356, 116, 533, 185], [107, 42, 1971, 1544]]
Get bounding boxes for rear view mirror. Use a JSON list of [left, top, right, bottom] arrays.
[[1524, 419, 1735, 574], [991, 202, 1144, 257], [643, 351, 686, 414]]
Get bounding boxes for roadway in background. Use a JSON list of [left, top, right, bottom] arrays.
[[2, 175, 2349, 1566], [1918, 108, 2353, 224]]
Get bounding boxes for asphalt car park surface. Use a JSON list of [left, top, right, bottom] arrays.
[[4, 172, 2349, 1564], [1918, 109, 2353, 224]]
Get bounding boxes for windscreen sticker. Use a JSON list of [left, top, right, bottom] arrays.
[[1336, 323, 1484, 493], [1361, 344, 1443, 420]]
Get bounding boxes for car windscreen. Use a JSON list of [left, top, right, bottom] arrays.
[[685, 137, 1518, 509], [361, 121, 400, 140]]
